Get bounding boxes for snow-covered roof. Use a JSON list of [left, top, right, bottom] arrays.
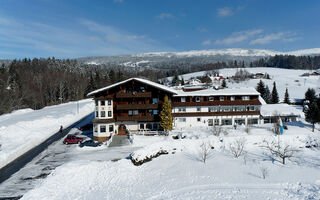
[[173, 87, 259, 97], [87, 78, 177, 96], [260, 104, 302, 117]]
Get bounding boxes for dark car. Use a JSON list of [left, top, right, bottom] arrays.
[[63, 134, 84, 144], [78, 123, 93, 131], [79, 139, 102, 148]]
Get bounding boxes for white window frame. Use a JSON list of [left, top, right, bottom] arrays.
[[197, 107, 201, 112], [196, 97, 200, 102], [242, 96, 250, 101], [181, 97, 186, 102], [230, 96, 235, 101], [209, 96, 214, 101], [219, 96, 224, 101]]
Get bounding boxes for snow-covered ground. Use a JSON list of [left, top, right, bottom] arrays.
[[21, 117, 320, 199], [172, 67, 320, 102], [0, 99, 94, 169]]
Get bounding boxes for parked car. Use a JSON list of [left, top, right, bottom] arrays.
[[79, 139, 102, 148], [63, 134, 84, 144], [78, 123, 93, 131]]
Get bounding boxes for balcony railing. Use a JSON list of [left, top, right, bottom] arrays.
[[116, 92, 152, 98], [116, 103, 158, 110], [117, 115, 155, 122], [172, 111, 260, 117], [172, 99, 261, 106]]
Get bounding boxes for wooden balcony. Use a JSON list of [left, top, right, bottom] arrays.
[[116, 103, 158, 110], [116, 92, 152, 98], [117, 115, 155, 122], [172, 111, 260, 117], [172, 99, 261, 107]]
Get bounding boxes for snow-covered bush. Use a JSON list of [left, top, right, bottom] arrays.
[[212, 125, 222, 136], [262, 138, 300, 164], [305, 135, 320, 148], [229, 137, 246, 158], [259, 166, 269, 179], [198, 141, 214, 163]]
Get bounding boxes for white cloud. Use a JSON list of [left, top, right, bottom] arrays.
[[250, 32, 297, 45], [201, 40, 211, 46], [215, 29, 263, 45], [217, 7, 233, 17], [0, 16, 171, 58], [157, 13, 174, 20]]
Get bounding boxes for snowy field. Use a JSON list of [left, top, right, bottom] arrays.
[[0, 99, 94, 169], [172, 67, 320, 102], [21, 118, 320, 200]]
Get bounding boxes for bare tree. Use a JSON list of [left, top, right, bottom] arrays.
[[259, 166, 269, 179], [272, 113, 281, 135], [229, 137, 246, 158], [212, 125, 222, 136], [199, 141, 213, 163], [262, 138, 299, 164]]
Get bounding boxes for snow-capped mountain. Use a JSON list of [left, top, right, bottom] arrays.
[[77, 48, 320, 70]]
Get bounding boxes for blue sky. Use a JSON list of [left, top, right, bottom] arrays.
[[0, 0, 319, 59]]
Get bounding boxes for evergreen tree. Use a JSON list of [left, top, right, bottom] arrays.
[[221, 79, 227, 88], [256, 80, 266, 98], [172, 74, 179, 86], [264, 86, 271, 103], [271, 81, 279, 104], [181, 77, 185, 85], [304, 101, 320, 132], [160, 95, 173, 133], [305, 88, 316, 104], [109, 69, 116, 84], [283, 88, 290, 104]]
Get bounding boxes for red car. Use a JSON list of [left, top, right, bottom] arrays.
[[63, 134, 84, 144]]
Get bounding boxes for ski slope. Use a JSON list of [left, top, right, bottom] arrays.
[[0, 99, 94, 169], [172, 67, 320, 102]]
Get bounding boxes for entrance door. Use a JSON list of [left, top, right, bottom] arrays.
[[118, 124, 127, 135]]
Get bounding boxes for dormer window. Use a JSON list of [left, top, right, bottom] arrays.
[[181, 97, 186, 102], [196, 97, 200, 102], [230, 96, 235, 101], [209, 96, 214, 101], [219, 96, 224, 101]]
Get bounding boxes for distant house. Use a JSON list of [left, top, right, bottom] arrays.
[[254, 73, 265, 79], [310, 71, 320, 76]]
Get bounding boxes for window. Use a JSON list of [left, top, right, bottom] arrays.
[[101, 111, 105, 117], [181, 97, 186, 102], [248, 118, 258, 124], [108, 111, 112, 117], [219, 96, 224, 101], [108, 100, 112, 105], [214, 119, 220, 126], [133, 110, 138, 115], [208, 107, 213, 112], [208, 119, 213, 126], [197, 107, 201, 112], [242, 96, 250, 101], [109, 125, 114, 132], [196, 97, 200, 102], [209, 96, 214, 101], [95, 100, 98, 106], [213, 106, 219, 112], [152, 98, 159, 104], [128, 110, 133, 115], [146, 123, 152, 130], [94, 125, 98, 132], [96, 111, 99, 117], [197, 118, 201, 122], [249, 106, 255, 111], [178, 118, 186, 122], [178, 107, 186, 112], [140, 124, 145, 129], [221, 119, 232, 125], [153, 123, 158, 130], [101, 101, 105, 106], [235, 119, 245, 125], [153, 110, 158, 115], [230, 96, 235, 101], [100, 125, 106, 132]]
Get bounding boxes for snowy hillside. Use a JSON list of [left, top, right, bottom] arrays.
[[0, 99, 94, 169], [170, 67, 320, 102]]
